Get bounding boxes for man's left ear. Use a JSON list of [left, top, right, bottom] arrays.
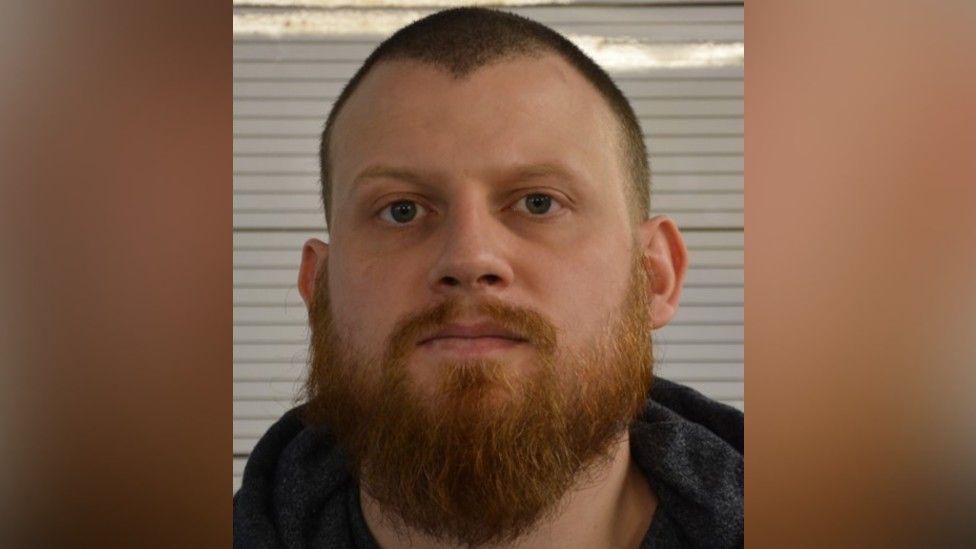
[[637, 215, 689, 329]]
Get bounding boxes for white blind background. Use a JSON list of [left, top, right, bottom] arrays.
[[233, 1, 743, 492]]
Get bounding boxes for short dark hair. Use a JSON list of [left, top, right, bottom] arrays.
[[319, 7, 650, 227]]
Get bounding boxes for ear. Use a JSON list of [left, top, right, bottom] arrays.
[[636, 215, 689, 329], [298, 238, 330, 311]]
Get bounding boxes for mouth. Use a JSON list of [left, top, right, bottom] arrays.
[[417, 321, 528, 356]]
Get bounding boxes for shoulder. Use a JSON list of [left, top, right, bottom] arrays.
[[649, 377, 743, 454]]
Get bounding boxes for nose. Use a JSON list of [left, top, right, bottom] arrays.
[[427, 202, 514, 294]]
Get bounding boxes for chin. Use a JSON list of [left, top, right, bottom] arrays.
[[405, 356, 534, 407]]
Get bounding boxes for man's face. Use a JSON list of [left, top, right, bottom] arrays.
[[305, 53, 655, 545], [326, 53, 639, 392]]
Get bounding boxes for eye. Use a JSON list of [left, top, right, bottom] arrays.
[[379, 199, 427, 225], [515, 193, 562, 216]]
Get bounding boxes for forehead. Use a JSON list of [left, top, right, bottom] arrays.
[[329, 53, 626, 203]]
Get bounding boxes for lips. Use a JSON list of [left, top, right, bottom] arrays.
[[417, 320, 527, 346]]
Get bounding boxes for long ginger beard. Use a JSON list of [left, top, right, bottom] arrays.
[[302, 252, 653, 547]]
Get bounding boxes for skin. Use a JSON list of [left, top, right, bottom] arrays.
[[297, 53, 688, 548]]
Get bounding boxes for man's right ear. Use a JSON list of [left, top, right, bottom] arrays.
[[298, 238, 329, 310]]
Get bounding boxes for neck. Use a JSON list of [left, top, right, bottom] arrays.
[[360, 434, 657, 549]]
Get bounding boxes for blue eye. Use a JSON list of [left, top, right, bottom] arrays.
[[380, 200, 426, 224], [516, 193, 561, 216], [390, 201, 416, 222]]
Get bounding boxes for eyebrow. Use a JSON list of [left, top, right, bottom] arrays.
[[501, 163, 582, 185], [352, 165, 432, 188], [351, 162, 583, 188]]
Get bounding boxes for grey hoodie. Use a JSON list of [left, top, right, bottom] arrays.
[[233, 377, 744, 548]]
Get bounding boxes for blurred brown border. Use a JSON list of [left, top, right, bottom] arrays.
[[1, 2, 231, 546], [746, 0, 976, 546]]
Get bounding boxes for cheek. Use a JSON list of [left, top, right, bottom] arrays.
[[329, 274, 383, 346], [543, 240, 633, 341], [327, 250, 423, 351]]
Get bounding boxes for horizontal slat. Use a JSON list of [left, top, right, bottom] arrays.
[[636, 97, 743, 116], [231, 359, 744, 385], [236, 362, 306, 381], [237, 418, 279, 438], [234, 78, 742, 99], [235, 304, 308, 323], [722, 399, 744, 411], [232, 173, 743, 193], [232, 228, 742, 250], [231, 6, 742, 27], [233, 265, 743, 287], [233, 135, 742, 155], [235, 345, 308, 362], [233, 341, 742, 363], [234, 399, 295, 419], [230, 285, 741, 308], [231, 377, 743, 428], [667, 285, 745, 304], [232, 387, 741, 426], [220, 343, 746, 364], [234, 250, 299, 267], [233, 5, 742, 24], [235, 324, 310, 341], [656, 343, 743, 361], [233, 153, 742, 174], [233, 392, 744, 457], [230, 373, 743, 407], [654, 362, 742, 381], [656, 193, 742, 209], [230, 364, 742, 411], [232, 356, 744, 385], [229, 284, 744, 308], [234, 347, 749, 366], [671, 304, 742, 323], [653, 173, 743, 192], [232, 248, 741, 269], [230, 229, 741, 250], [641, 117, 742, 136], [684, 267, 742, 286], [234, 21, 744, 49], [234, 97, 741, 117], [232, 321, 742, 345], [232, 191, 742, 213], [235, 60, 743, 81], [680, 231, 743, 248], [232, 211, 741, 230], [234, 174, 319, 192], [236, 52, 745, 75], [232, 361, 742, 386], [652, 154, 742, 172], [233, 115, 742, 138], [679, 380, 743, 400], [236, 381, 305, 399], [229, 284, 743, 308], [503, 6, 746, 24], [667, 211, 742, 228], [233, 232, 325, 249], [235, 438, 260, 454]]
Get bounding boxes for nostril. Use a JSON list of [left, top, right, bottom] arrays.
[[441, 276, 461, 287], [480, 274, 502, 285]]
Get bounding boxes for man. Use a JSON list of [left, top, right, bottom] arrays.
[[234, 7, 742, 548]]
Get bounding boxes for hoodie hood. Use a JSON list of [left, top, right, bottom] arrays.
[[233, 377, 743, 548]]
